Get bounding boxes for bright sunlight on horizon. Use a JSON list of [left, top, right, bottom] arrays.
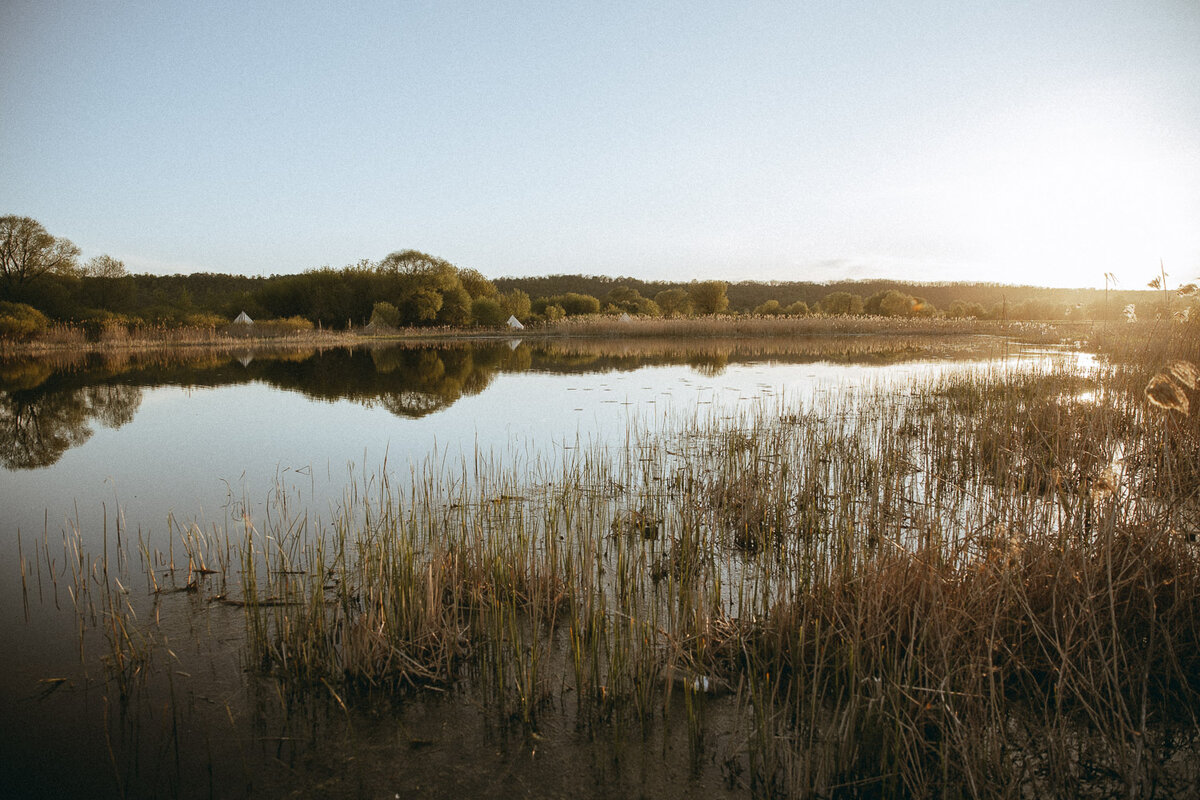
[[2, 1, 1198, 290], [935, 91, 1200, 289]]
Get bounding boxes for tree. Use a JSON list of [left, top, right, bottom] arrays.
[[753, 299, 784, 316], [408, 287, 443, 322], [654, 288, 692, 317], [458, 268, 497, 299], [378, 249, 453, 276], [688, 280, 729, 315], [863, 291, 887, 316], [82, 254, 128, 278], [606, 285, 660, 316], [785, 300, 809, 316], [0, 216, 81, 288], [470, 296, 505, 326], [79, 255, 133, 310], [557, 292, 601, 316], [499, 289, 531, 321], [877, 289, 917, 317], [947, 300, 986, 319], [437, 286, 472, 325], [818, 291, 863, 316]]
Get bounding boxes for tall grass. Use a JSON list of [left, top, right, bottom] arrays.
[[42, 327, 1200, 797], [544, 313, 1076, 341], [0, 321, 355, 357]]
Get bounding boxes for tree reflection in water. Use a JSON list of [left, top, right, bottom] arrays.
[[369, 345, 532, 417], [0, 384, 142, 469], [0, 334, 991, 469]]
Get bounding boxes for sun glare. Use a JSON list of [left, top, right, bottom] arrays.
[[954, 102, 1199, 288]]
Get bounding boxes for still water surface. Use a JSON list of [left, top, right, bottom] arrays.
[[0, 335, 1084, 797]]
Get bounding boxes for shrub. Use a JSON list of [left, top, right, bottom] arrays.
[[0, 301, 50, 340], [183, 312, 226, 328], [784, 300, 809, 316], [753, 299, 784, 316], [557, 292, 601, 316], [268, 316, 315, 334]]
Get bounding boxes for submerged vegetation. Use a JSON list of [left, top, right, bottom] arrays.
[[24, 324, 1200, 797]]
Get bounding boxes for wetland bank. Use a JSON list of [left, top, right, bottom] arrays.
[[2, 327, 1199, 799]]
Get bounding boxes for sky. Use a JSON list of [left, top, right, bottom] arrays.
[[2, 1, 1199, 289]]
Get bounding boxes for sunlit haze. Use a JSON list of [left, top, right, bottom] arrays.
[[2, 1, 1198, 288]]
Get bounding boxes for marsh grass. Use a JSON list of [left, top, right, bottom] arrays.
[[38, 328, 1200, 798], [544, 313, 1075, 342], [0, 321, 357, 358]]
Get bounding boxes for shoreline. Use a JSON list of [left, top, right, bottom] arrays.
[[0, 315, 1089, 359]]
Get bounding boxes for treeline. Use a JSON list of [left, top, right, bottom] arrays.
[[3, 215, 1192, 339], [2, 262, 1178, 336], [2, 216, 540, 332], [5, 272, 268, 325], [496, 275, 1173, 322], [255, 251, 534, 329]]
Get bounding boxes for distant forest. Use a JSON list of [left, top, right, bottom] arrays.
[[4, 267, 1173, 332], [494, 274, 1158, 321], [1, 215, 1188, 337]]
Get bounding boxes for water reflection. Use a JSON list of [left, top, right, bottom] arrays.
[[0, 335, 1003, 469], [0, 384, 142, 469]]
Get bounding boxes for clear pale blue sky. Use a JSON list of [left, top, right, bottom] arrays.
[[3, 1, 1198, 288]]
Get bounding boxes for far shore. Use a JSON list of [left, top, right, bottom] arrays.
[[0, 314, 1102, 359]]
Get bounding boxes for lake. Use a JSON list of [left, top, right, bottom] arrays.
[[0, 335, 1100, 798]]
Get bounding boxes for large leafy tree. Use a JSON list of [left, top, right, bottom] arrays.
[[557, 292, 601, 316], [654, 288, 692, 316], [0, 216, 81, 289], [688, 280, 729, 315], [377, 249, 494, 325]]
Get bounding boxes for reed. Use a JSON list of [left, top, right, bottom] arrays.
[[544, 313, 1073, 341], [0, 321, 358, 357], [41, 326, 1200, 797]]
